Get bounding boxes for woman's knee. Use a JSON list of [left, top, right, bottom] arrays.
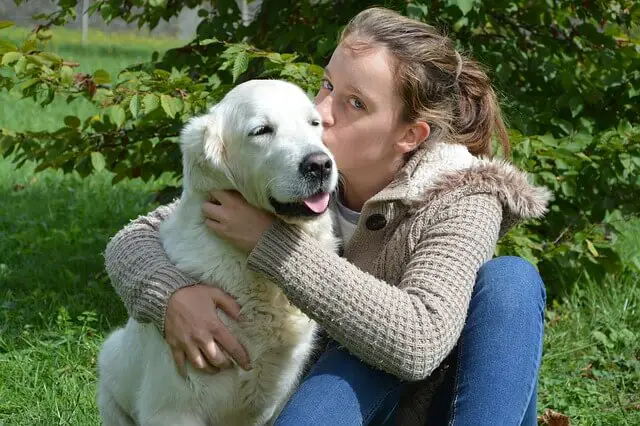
[[476, 256, 546, 318]]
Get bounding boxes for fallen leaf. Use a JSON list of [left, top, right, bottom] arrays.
[[580, 363, 596, 380], [538, 408, 570, 426]]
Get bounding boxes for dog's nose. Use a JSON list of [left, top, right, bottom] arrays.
[[300, 152, 333, 181]]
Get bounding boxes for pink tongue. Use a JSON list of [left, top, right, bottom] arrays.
[[303, 192, 330, 213]]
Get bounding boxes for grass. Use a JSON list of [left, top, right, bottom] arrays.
[[1, 27, 639, 425]]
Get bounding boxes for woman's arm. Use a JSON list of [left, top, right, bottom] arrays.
[[247, 193, 502, 381], [104, 201, 197, 334], [104, 201, 251, 372]]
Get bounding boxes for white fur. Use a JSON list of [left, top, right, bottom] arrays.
[[98, 80, 339, 426]]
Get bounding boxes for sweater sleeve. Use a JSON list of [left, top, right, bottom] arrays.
[[104, 201, 198, 335], [247, 193, 502, 381]]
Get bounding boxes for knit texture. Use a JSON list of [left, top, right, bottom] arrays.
[[247, 193, 501, 381], [103, 140, 551, 423]]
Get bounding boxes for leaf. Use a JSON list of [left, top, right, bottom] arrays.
[[199, 38, 219, 46], [568, 97, 584, 118], [0, 21, 15, 30], [450, 0, 476, 15], [60, 65, 73, 85], [592, 330, 613, 348], [232, 51, 249, 83], [160, 94, 182, 119], [14, 56, 27, 74], [2, 51, 23, 65], [586, 240, 599, 257], [109, 105, 126, 128], [90, 152, 106, 172], [93, 69, 111, 84], [20, 78, 40, 90], [407, 3, 429, 19], [39, 52, 62, 63], [538, 408, 570, 426], [142, 94, 159, 114], [64, 116, 81, 128], [0, 40, 17, 53], [35, 29, 52, 41], [129, 94, 140, 118]]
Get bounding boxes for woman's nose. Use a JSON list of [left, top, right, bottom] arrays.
[[315, 93, 335, 128]]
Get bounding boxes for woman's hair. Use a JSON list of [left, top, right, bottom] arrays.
[[340, 7, 510, 157]]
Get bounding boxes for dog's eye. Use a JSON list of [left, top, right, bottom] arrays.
[[310, 119, 320, 127], [249, 125, 274, 136]]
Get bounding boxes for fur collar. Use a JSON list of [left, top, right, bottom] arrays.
[[367, 140, 552, 228]]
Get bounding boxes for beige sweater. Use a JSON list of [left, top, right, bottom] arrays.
[[104, 141, 551, 420]]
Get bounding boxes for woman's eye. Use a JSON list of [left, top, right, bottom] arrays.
[[321, 79, 333, 91], [349, 97, 366, 110], [249, 125, 274, 136]]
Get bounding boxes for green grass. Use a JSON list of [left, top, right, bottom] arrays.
[[539, 274, 640, 425], [1, 27, 639, 425]]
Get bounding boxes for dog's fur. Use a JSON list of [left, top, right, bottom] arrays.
[[98, 80, 339, 426]]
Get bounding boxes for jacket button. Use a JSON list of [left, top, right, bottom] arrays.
[[365, 214, 387, 231]]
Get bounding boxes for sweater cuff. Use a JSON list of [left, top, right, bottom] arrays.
[[138, 265, 197, 336], [247, 220, 304, 281]]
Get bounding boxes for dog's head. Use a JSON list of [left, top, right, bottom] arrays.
[[180, 79, 338, 220]]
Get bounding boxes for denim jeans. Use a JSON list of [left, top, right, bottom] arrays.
[[273, 256, 546, 425]]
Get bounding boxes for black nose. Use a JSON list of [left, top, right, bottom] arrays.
[[299, 152, 333, 181]]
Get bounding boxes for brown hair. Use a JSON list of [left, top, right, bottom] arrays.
[[340, 7, 510, 157]]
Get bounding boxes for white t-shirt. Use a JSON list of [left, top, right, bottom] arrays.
[[335, 197, 361, 246]]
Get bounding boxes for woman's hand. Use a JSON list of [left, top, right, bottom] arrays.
[[202, 190, 275, 253], [165, 285, 251, 377]]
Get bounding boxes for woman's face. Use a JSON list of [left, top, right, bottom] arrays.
[[314, 40, 413, 176]]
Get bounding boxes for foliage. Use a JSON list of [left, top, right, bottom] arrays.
[[498, 123, 640, 294], [0, 1, 639, 291]]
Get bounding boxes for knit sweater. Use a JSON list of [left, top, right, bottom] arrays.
[[104, 140, 551, 421]]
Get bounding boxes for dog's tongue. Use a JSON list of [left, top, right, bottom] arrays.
[[303, 192, 330, 213]]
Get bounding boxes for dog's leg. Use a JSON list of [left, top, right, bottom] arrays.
[[98, 384, 135, 426]]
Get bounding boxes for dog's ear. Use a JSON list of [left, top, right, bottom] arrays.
[[180, 106, 234, 193]]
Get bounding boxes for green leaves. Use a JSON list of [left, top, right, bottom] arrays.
[[2, 52, 23, 65], [92, 69, 111, 84], [160, 94, 182, 118], [232, 51, 249, 83], [142, 94, 159, 115], [0, 21, 15, 30], [108, 105, 125, 128], [448, 0, 476, 15], [129, 94, 141, 118]]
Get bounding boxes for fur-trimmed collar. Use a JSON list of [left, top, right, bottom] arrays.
[[367, 140, 552, 226]]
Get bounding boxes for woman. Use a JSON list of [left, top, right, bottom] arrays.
[[105, 7, 550, 425]]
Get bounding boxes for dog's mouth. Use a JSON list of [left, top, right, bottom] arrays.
[[269, 192, 331, 218]]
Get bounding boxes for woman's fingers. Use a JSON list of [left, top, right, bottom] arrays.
[[210, 322, 251, 370], [202, 200, 223, 223], [202, 339, 232, 369], [209, 287, 242, 320]]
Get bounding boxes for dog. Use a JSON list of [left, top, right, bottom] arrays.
[[98, 79, 339, 425]]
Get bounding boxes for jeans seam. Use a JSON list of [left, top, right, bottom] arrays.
[[363, 383, 400, 425], [447, 341, 464, 426], [516, 301, 545, 425]]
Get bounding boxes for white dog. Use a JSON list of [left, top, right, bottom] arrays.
[[98, 80, 339, 426]]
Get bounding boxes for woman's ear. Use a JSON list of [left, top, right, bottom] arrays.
[[394, 121, 430, 154]]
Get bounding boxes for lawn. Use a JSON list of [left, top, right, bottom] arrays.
[[1, 28, 639, 425]]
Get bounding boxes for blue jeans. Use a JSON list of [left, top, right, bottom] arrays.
[[273, 256, 546, 425]]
